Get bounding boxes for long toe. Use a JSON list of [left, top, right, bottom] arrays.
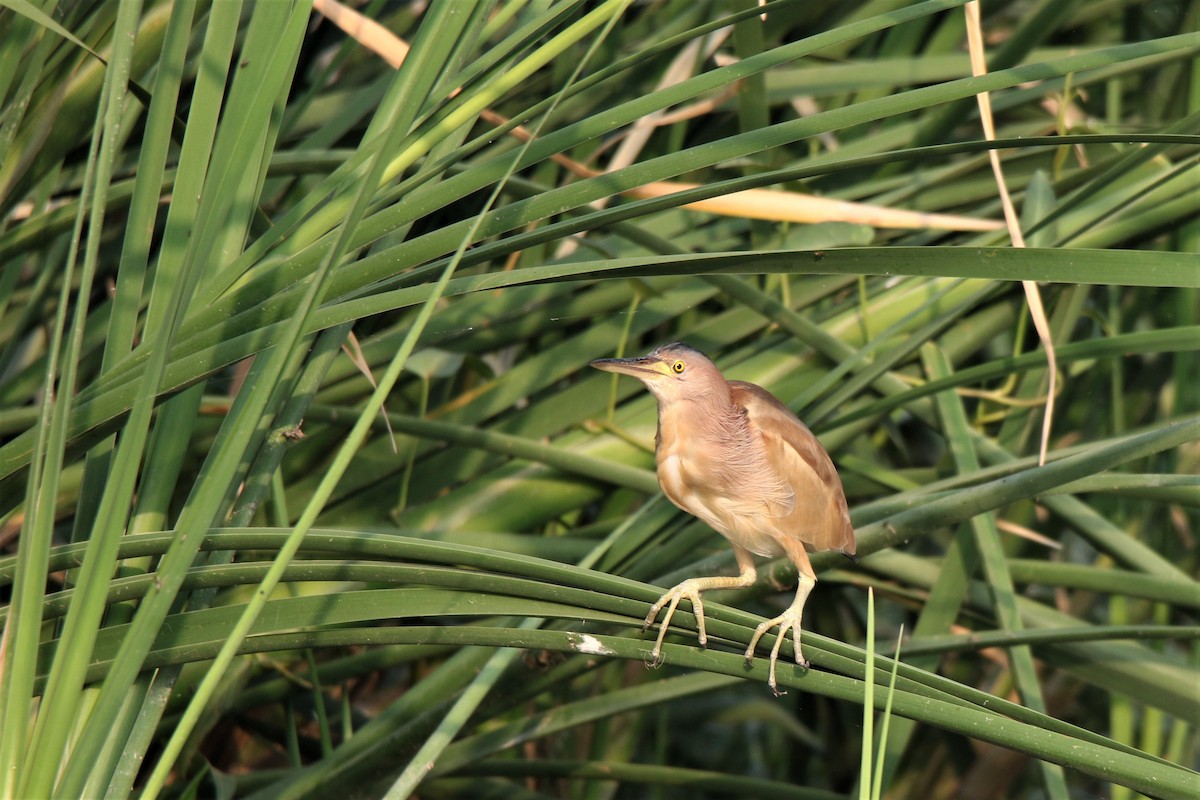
[[793, 628, 809, 668], [748, 605, 809, 693], [768, 625, 789, 696], [644, 580, 709, 654]]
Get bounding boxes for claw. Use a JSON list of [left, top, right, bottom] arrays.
[[745, 612, 801, 695], [643, 579, 709, 666], [640, 564, 760, 669], [745, 575, 815, 695]]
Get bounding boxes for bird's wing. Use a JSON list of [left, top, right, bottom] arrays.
[[730, 381, 856, 555]]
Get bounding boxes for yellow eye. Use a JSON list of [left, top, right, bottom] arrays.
[[672, 360, 685, 374]]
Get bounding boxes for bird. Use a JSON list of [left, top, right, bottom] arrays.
[[591, 341, 855, 694]]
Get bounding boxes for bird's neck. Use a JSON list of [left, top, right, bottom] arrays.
[[654, 387, 740, 453]]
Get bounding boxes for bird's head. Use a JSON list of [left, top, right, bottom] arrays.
[[589, 342, 726, 404]]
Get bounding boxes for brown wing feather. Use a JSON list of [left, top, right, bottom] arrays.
[[729, 381, 856, 555]]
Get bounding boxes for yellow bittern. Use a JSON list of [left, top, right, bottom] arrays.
[[591, 342, 855, 694]]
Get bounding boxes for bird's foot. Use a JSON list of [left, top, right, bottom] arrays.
[[643, 650, 666, 670], [643, 579, 709, 665], [744, 606, 807, 696]]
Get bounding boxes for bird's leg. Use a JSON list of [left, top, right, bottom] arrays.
[[644, 547, 758, 666], [745, 547, 817, 696]]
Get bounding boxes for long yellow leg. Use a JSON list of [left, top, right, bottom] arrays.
[[644, 546, 758, 665], [745, 544, 818, 695], [745, 573, 815, 695]]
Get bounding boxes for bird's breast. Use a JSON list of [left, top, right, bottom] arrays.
[[655, 419, 786, 558], [651, 388, 854, 559]]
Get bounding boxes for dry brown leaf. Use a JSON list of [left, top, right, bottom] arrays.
[[315, 0, 1002, 233], [965, 0, 1058, 466]]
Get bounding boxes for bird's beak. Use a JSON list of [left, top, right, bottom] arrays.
[[589, 355, 663, 379]]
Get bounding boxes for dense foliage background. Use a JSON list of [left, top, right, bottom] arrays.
[[0, 1, 1196, 798]]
